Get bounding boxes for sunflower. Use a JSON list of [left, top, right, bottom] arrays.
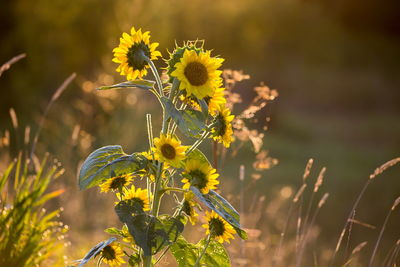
[[112, 27, 161, 80], [99, 173, 133, 193], [117, 186, 150, 211], [211, 104, 234, 148], [206, 82, 226, 115], [181, 192, 199, 225], [153, 134, 187, 167], [202, 211, 236, 244], [171, 49, 223, 99], [101, 242, 125, 267], [181, 159, 219, 194]]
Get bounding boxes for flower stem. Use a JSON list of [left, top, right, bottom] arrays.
[[194, 235, 212, 267], [145, 57, 164, 97]]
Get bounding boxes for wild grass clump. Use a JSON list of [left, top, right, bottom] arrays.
[[0, 155, 68, 267]]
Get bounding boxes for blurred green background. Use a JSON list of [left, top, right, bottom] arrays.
[[1, 0, 399, 264]]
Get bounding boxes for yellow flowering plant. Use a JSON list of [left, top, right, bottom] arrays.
[[76, 27, 247, 267]]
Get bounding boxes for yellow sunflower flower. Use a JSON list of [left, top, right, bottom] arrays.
[[206, 84, 226, 116], [202, 210, 236, 244], [171, 49, 223, 99], [101, 242, 125, 267], [117, 185, 150, 211], [153, 134, 187, 167], [112, 27, 161, 80], [181, 159, 219, 194], [182, 192, 199, 225], [211, 104, 234, 148], [99, 173, 133, 193]]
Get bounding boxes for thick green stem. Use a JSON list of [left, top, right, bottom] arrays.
[[194, 235, 212, 267], [143, 255, 152, 267], [145, 57, 164, 97]]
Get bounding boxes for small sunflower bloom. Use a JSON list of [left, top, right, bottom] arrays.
[[181, 159, 219, 194], [112, 27, 161, 80], [206, 85, 227, 116], [202, 211, 236, 244], [171, 49, 223, 99], [211, 104, 234, 148], [182, 192, 199, 225], [100, 242, 125, 267], [117, 186, 150, 211], [153, 134, 187, 167], [99, 173, 133, 193]]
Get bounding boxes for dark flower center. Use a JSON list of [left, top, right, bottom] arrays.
[[184, 61, 208, 86], [189, 169, 208, 190], [182, 201, 193, 216], [127, 41, 151, 70], [102, 245, 116, 260], [110, 176, 128, 189], [161, 144, 176, 159], [214, 114, 227, 136], [209, 217, 225, 236]]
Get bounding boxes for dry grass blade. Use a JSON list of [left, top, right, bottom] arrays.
[[369, 157, 400, 179], [0, 53, 26, 77], [296, 193, 329, 267], [318, 193, 329, 208], [293, 184, 307, 203], [331, 179, 372, 265], [30, 73, 76, 159], [9, 108, 18, 130], [369, 196, 400, 267], [347, 219, 376, 230], [303, 158, 314, 182], [352, 241, 368, 255], [314, 167, 326, 193], [391, 196, 400, 211]]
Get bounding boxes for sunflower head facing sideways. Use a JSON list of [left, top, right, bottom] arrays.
[[165, 41, 203, 83], [181, 159, 219, 194], [112, 27, 161, 80], [211, 104, 234, 148], [117, 186, 150, 212], [99, 173, 133, 193], [100, 242, 125, 267], [202, 210, 236, 244], [181, 191, 199, 225], [153, 134, 187, 167], [171, 49, 224, 99]]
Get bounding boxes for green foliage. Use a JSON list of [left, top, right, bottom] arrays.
[[79, 145, 148, 190], [96, 80, 155, 91], [190, 187, 248, 240], [0, 155, 67, 267], [77, 237, 116, 267], [170, 236, 230, 267], [114, 201, 184, 256], [161, 97, 206, 138]]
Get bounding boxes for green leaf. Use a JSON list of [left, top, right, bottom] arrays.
[[170, 236, 230, 267], [190, 187, 248, 240], [170, 236, 198, 267], [114, 202, 184, 256], [153, 215, 185, 253], [78, 145, 148, 190], [198, 99, 209, 119], [96, 80, 155, 90], [77, 237, 116, 267], [128, 253, 141, 267], [186, 149, 211, 166], [104, 227, 124, 236], [161, 97, 206, 138], [198, 238, 230, 267]]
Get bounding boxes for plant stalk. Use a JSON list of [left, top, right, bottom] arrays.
[[194, 235, 212, 267]]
